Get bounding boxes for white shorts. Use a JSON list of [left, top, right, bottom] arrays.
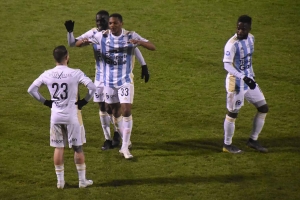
[[93, 80, 105, 102], [50, 123, 85, 148], [104, 83, 134, 104], [77, 110, 86, 143], [226, 84, 266, 113]]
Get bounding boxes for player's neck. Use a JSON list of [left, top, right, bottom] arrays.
[[56, 62, 68, 66]]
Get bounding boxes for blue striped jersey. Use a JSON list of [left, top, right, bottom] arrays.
[[76, 28, 103, 82], [89, 29, 148, 88], [223, 33, 255, 91]]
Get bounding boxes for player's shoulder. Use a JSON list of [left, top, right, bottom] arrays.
[[224, 34, 239, 48], [227, 34, 239, 44], [91, 27, 99, 34], [248, 33, 255, 39], [123, 29, 135, 35]]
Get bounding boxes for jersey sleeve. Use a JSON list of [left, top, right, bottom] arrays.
[[31, 72, 47, 87], [223, 41, 236, 63], [76, 28, 97, 40], [132, 32, 149, 42], [76, 70, 93, 86], [88, 31, 103, 45]]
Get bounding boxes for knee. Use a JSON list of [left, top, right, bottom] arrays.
[[257, 104, 269, 113], [227, 111, 238, 119], [72, 145, 83, 153]]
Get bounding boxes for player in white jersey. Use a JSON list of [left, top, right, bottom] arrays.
[[27, 45, 96, 189], [222, 15, 269, 153], [65, 10, 149, 151], [86, 13, 156, 159]]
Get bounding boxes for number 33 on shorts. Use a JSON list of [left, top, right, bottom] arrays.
[[118, 83, 134, 104]]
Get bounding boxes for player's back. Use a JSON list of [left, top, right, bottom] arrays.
[[41, 65, 83, 124]]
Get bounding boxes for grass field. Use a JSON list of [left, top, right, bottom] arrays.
[[1, 0, 300, 199]]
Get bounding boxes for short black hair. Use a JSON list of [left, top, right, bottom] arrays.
[[96, 10, 109, 16], [109, 13, 123, 22], [53, 45, 68, 63], [237, 15, 252, 25]]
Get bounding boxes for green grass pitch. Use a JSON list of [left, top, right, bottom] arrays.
[[0, 0, 300, 199]]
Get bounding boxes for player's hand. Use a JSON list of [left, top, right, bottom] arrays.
[[128, 39, 141, 46], [44, 100, 53, 108], [75, 98, 88, 110], [243, 76, 256, 89], [64, 20, 75, 33], [141, 65, 150, 83]]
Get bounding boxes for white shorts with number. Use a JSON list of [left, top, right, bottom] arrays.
[[50, 122, 85, 148], [226, 84, 266, 113], [104, 83, 134, 104], [93, 80, 105, 102]]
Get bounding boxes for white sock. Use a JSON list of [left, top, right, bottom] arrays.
[[250, 112, 267, 140], [108, 114, 118, 132], [99, 111, 111, 140], [121, 115, 132, 149], [224, 115, 236, 145], [55, 164, 64, 182], [76, 163, 86, 182], [113, 116, 123, 139]]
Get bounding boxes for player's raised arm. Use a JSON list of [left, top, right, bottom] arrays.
[[64, 20, 76, 47]]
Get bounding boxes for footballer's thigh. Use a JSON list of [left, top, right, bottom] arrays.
[[93, 81, 105, 103], [77, 110, 86, 144], [245, 84, 266, 108], [226, 90, 246, 113], [66, 123, 84, 148], [50, 124, 68, 148], [118, 83, 134, 104], [104, 86, 119, 104]]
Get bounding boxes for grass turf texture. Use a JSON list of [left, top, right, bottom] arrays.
[[0, 0, 300, 199]]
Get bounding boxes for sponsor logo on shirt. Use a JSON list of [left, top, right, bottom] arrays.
[[50, 71, 73, 79]]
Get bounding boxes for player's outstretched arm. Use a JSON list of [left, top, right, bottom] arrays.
[[75, 38, 91, 47], [129, 39, 156, 51], [65, 20, 77, 47]]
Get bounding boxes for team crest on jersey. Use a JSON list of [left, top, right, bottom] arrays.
[[226, 51, 230, 56]]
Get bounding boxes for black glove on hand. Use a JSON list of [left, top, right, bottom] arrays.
[[44, 100, 53, 108], [75, 98, 88, 110], [243, 76, 256, 89], [64, 20, 75, 33], [141, 65, 150, 83]]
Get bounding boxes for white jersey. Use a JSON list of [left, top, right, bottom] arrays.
[[89, 29, 148, 88], [76, 28, 104, 84], [223, 33, 255, 91], [31, 65, 93, 124]]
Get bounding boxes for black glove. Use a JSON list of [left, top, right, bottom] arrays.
[[141, 65, 150, 83], [44, 100, 53, 108], [243, 76, 256, 89], [75, 98, 88, 110], [64, 20, 75, 33]]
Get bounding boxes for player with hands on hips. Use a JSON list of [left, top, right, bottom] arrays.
[[222, 15, 269, 154], [28, 45, 96, 189]]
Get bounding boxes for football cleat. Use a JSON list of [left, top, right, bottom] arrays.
[[223, 144, 242, 154], [247, 138, 268, 153], [119, 148, 133, 159], [101, 140, 113, 150], [79, 179, 93, 188], [112, 131, 121, 147]]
